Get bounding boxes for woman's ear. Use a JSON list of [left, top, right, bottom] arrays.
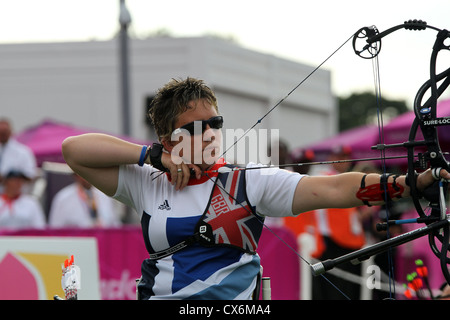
[[160, 137, 174, 152]]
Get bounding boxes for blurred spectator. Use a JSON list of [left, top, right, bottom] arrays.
[[265, 139, 293, 227], [283, 148, 324, 259], [353, 161, 403, 300], [311, 145, 366, 300], [0, 118, 37, 188], [49, 174, 122, 228], [0, 170, 45, 230], [290, 148, 315, 174], [268, 139, 292, 168]]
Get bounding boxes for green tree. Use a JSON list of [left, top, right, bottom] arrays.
[[338, 92, 408, 132]]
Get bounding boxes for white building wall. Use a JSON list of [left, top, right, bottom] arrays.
[[0, 41, 121, 133], [0, 36, 336, 156]]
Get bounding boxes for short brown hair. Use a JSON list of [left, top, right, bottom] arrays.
[[148, 77, 218, 140]]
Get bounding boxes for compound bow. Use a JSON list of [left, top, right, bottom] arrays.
[[310, 20, 450, 292], [200, 19, 450, 299]]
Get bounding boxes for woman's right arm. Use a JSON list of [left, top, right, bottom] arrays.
[[62, 133, 143, 196]]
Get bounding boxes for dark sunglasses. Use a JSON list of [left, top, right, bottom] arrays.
[[173, 116, 223, 135]]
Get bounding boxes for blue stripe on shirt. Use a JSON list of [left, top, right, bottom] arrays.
[[184, 254, 261, 300], [171, 244, 243, 293]]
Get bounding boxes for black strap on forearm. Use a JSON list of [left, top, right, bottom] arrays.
[[149, 143, 169, 172]]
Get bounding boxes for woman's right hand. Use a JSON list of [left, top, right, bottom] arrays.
[[161, 152, 202, 191]]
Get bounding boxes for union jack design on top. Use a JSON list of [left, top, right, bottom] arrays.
[[203, 167, 264, 254]]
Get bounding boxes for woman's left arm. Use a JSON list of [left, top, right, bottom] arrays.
[[291, 169, 450, 214]]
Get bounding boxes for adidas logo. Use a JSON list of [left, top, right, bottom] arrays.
[[158, 200, 171, 210]]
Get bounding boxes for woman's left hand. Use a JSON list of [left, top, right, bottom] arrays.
[[417, 167, 450, 192]]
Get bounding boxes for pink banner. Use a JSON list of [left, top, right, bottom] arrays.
[[0, 226, 300, 300], [3, 224, 443, 300]]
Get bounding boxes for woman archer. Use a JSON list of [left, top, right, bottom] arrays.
[[62, 77, 449, 300]]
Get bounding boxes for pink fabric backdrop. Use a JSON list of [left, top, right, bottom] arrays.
[[1, 223, 446, 299], [300, 98, 450, 166], [15, 120, 151, 165], [0, 226, 300, 300]]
